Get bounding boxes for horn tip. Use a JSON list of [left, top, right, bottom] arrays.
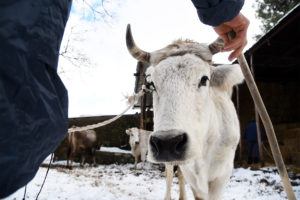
[[125, 24, 150, 63], [126, 24, 131, 34], [126, 24, 134, 51], [209, 37, 225, 55]]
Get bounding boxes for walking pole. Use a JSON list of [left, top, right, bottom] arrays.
[[228, 32, 296, 200]]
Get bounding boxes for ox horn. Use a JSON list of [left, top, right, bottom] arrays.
[[126, 24, 151, 63], [208, 37, 225, 55]]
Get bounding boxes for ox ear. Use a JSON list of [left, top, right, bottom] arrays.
[[210, 64, 244, 93], [125, 129, 130, 135], [208, 37, 224, 55]]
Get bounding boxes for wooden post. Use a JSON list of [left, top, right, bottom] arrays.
[[235, 86, 243, 166], [250, 54, 264, 166], [140, 95, 145, 129], [255, 111, 264, 165], [144, 101, 149, 130], [140, 72, 148, 129]]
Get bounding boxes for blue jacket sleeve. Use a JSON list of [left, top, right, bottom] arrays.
[[190, 0, 244, 26], [0, 0, 71, 198]]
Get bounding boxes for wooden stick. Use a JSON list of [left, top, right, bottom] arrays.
[[228, 32, 296, 200]]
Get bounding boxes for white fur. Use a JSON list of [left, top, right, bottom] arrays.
[[146, 52, 244, 199], [164, 164, 187, 200], [126, 127, 151, 169]]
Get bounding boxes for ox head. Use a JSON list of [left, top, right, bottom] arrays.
[[126, 127, 140, 149], [126, 24, 244, 164]]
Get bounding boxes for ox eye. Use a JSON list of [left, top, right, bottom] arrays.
[[198, 76, 209, 87], [146, 81, 156, 91], [145, 74, 156, 91]]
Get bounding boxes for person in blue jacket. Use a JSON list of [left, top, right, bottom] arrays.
[[190, 0, 249, 61], [244, 120, 266, 164], [0, 0, 249, 198], [0, 0, 71, 198]]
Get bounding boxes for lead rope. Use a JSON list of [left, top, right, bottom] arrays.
[[22, 153, 53, 200], [68, 85, 152, 133], [35, 153, 53, 200], [23, 185, 27, 200]]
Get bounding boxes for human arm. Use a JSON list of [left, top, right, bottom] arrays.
[[0, 0, 71, 198], [190, 0, 244, 26], [214, 13, 249, 61], [190, 0, 249, 61]]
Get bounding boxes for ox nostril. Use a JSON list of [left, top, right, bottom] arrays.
[[174, 133, 188, 154], [135, 141, 139, 145], [150, 136, 160, 156], [150, 131, 188, 162]]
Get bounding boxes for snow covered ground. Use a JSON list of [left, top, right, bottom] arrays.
[[100, 147, 131, 154], [4, 161, 300, 200]]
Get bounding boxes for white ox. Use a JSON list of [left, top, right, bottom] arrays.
[[126, 127, 151, 169], [126, 25, 244, 200]]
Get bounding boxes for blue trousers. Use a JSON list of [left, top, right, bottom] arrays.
[[247, 142, 259, 164]]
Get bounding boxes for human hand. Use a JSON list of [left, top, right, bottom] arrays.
[[213, 13, 250, 61]]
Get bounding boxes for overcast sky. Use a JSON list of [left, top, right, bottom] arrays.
[[58, 0, 262, 118]]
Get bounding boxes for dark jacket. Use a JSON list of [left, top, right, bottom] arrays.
[[190, 0, 245, 26], [0, 0, 71, 198], [244, 120, 266, 142]]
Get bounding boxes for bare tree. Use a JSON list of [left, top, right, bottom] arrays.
[[80, 0, 113, 21], [59, 0, 115, 73], [59, 26, 91, 71]]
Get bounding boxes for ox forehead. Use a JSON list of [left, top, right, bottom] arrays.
[[145, 54, 211, 88], [150, 39, 213, 66], [125, 24, 224, 66], [126, 127, 139, 135], [126, 128, 140, 141]]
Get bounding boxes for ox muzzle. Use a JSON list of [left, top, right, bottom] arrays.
[[149, 130, 188, 162]]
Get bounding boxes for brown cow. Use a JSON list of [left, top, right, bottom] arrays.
[[67, 128, 100, 169]]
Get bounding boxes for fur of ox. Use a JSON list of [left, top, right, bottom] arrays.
[[126, 25, 244, 200], [164, 164, 187, 200], [126, 127, 151, 169], [67, 129, 100, 169]]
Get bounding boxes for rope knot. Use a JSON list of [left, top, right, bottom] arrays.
[[142, 84, 154, 93]]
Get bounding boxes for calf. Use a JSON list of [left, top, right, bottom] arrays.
[[126, 127, 151, 169], [67, 128, 100, 169]]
